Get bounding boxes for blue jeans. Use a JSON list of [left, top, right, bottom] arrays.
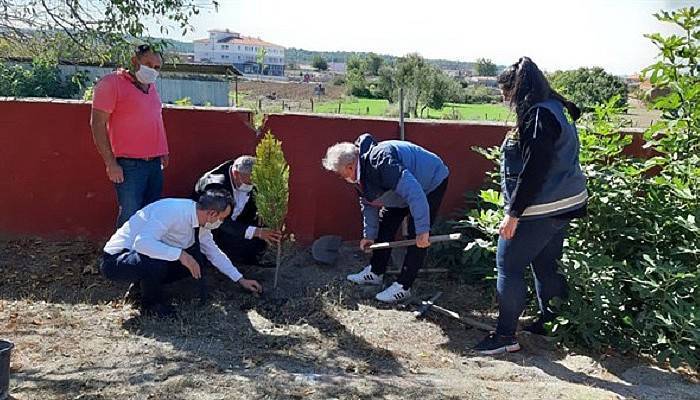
[[495, 216, 570, 336], [114, 158, 163, 228]]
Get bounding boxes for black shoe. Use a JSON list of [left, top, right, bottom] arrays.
[[141, 303, 176, 318], [474, 332, 521, 355], [523, 319, 549, 336]]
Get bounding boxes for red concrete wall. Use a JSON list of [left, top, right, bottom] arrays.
[[7, 101, 649, 245], [0, 100, 257, 239], [263, 114, 507, 243]]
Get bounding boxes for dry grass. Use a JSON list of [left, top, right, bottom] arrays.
[[1, 239, 698, 400]]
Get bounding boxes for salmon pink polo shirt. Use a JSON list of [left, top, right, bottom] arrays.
[[92, 69, 169, 159]]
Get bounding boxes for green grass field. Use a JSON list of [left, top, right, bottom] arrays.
[[314, 98, 389, 116], [315, 98, 511, 122], [231, 90, 512, 123], [427, 102, 512, 122]]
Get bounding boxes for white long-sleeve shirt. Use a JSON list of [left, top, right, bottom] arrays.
[[104, 198, 243, 282]]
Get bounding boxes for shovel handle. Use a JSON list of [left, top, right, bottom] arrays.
[[368, 233, 461, 250]]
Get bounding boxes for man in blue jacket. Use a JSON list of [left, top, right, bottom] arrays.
[[322, 133, 449, 303]]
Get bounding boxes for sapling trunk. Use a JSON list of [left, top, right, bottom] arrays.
[[274, 241, 282, 288]]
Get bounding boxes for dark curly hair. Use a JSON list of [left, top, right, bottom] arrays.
[[498, 57, 581, 133]]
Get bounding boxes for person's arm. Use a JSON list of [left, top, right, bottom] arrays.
[[198, 229, 262, 293], [507, 107, 560, 217], [500, 107, 560, 239], [360, 198, 380, 241], [198, 228, 243, 281], [90, 77, 122, 183], [376, 156, 431, 244], [393, 170, 430, 235]]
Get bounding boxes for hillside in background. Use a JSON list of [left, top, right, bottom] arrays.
[[284, 47, 486, 71]]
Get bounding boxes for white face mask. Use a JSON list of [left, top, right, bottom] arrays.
[[345, 177, 358, 184], [135, 64, 159, 84], [237, 182, 254, 193], [204, 219, 223, 230]]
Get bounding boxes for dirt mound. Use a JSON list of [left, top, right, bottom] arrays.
[[238, 80, 345, 101]]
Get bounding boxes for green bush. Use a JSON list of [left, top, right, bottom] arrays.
[[436, 6, 699, 368], [0, 57, 87, 98], [460, 84, 501, 104], [332, 75, 346, 86], [548, 67, 628, 111]]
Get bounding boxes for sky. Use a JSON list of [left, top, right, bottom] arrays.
[[149, 0, 698, 76]]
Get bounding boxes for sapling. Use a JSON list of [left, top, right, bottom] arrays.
[[251, 131, 290, 288]]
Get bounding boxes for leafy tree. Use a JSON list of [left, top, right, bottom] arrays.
[[0, 0, 217, 62], [366, 53, 384, 76], [420, 65, 460, 116], [311, 55, 328, 71], [475, 57, 497, 76], [346, 54, 366, 73], [375, 65, 397, 102], [345, 68, 370, 97], [548, 67, 629, 111], [395, 53, 430, 117]]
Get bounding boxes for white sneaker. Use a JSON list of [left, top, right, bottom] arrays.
[[375, 282, 411, 303], [347, 265, 383, 286]]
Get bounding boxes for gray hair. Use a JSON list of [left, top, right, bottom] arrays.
[[233, 155, 256, 175], [322, 142, 359, 172]]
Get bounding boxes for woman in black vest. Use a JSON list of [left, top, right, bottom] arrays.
[[474, 57, 588, 355]]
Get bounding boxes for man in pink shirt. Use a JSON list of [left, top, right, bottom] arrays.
[[91, 44, 170, 227]]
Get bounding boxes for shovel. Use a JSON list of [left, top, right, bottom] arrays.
[[311, 233, 462, 265], [368, 233, 462, 250]]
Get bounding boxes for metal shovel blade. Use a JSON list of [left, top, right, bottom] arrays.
[[311, 235, 343, 264]]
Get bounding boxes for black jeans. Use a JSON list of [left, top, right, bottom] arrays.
[[495, 216, 570, 336], [370, 177, 449, 289], [101, 244, 206, 307], [214, 231, 267, 265]]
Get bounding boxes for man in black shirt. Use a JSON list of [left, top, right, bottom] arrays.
[[194, 156, 281, 265]]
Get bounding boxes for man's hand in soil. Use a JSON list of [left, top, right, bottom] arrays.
[[360, 238, 374, 253], [239, 278, 263, 294], [179, 250, 201, 279]]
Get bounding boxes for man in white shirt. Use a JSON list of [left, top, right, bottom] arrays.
[[193, 155, 281, 265], [101, 189, 263, 317]]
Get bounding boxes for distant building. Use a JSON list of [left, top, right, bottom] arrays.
[[327, 62, 347, 74], [468, 76, 498, 87], [194, 29, 285, 76]]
